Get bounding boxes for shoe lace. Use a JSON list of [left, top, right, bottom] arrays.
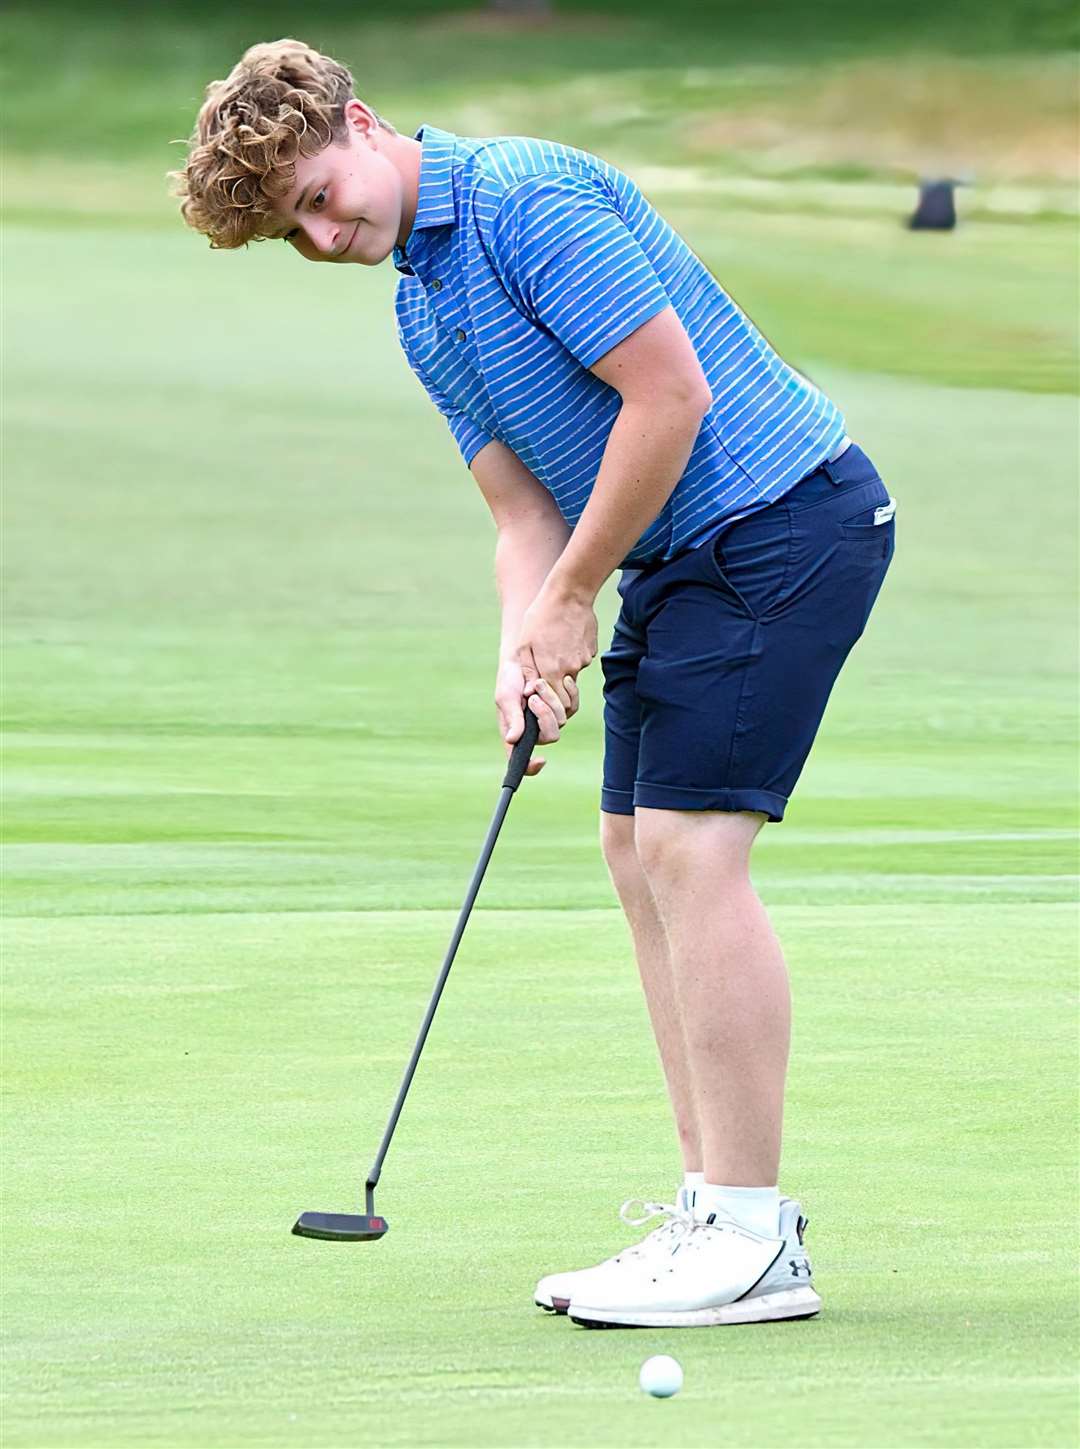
[[617, 1198, 697, 1257]]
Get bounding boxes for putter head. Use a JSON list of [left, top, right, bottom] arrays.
[[292, 1211, 388, 1242]]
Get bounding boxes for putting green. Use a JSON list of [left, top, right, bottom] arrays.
[[3, 137, 1078, 1449]]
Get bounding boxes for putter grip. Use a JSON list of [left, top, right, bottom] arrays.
[[502, 705, 541, 793]]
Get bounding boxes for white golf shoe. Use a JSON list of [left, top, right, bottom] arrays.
[[567, 1196, 821, 1328], [534, 1190, 696, 1315]]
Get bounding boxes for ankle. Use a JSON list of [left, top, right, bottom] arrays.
[[695, 1182, 781, 1238]]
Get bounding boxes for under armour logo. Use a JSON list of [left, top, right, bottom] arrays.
[[789, 1257, 812, 1278]]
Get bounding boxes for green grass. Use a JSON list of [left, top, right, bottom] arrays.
[[4, 906, 1076, 1447], [3, 0, 1078, 171], [3, 4, 1079, 1445], [4, 0, 1077, 255], [3, 203, 1078, 1446]]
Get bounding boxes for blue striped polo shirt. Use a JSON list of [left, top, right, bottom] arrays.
[[393, 124, 846, 568]]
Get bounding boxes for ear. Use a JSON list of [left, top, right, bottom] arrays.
[[342, 98, 380, 142]]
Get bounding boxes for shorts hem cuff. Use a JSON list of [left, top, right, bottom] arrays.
[[633, 783, 788, 822], [600, 787, 636, 816]]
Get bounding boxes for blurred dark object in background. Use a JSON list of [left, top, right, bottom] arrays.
[[908, 179, 958, 230]]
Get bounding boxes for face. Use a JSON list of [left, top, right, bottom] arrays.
[[269, 100, 407, 265]]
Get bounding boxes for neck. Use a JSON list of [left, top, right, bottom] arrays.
[[391, 134, 423, 250]]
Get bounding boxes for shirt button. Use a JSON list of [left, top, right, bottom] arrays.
[[454, 329, 466, 343], [430, 279, 443, 292]]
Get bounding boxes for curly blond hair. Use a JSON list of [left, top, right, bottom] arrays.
[[167, 38, 395, 249]]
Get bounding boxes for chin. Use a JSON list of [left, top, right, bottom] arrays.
[[343, 226, 388, 266], [358, 236, 395, 267]]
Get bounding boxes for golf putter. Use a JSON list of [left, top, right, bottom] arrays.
[[293, 705, 542, 1242]]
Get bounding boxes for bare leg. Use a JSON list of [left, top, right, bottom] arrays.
[[634, 807, 790, 1186], [600, 810, 701, 1175]]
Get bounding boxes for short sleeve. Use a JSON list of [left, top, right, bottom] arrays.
[[397, 325, 494, 468], [487, 172, 671, 368], [446, 411, 494, 468]]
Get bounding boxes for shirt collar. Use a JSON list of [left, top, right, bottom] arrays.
[[393, 123, 458, 274]]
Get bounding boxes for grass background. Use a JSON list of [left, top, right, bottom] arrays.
[[3, 2, 1078, 1445]]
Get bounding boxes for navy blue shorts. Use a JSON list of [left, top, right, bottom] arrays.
[[600, 443, 896, 821]]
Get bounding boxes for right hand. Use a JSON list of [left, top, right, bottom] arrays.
[[495, 658, 570, 777]]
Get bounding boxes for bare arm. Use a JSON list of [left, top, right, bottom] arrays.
[[470, 441, 573, 773], [545, 304, 712, 605], [471, 440, 572, 653], [495, 525, 571, 661]]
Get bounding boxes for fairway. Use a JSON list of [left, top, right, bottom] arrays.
[[3, 4, 1079, 1443], [5, 205, 1077, 1445]]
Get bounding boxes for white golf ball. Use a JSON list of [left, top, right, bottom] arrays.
[[639, 1354, 683, 1398]]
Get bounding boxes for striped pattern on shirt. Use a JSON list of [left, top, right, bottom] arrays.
[[393, 125, 846, 567]]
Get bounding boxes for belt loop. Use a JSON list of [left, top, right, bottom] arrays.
[[821, 435, 852, 484]]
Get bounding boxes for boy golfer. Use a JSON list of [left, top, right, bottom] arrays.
[[171, 39, 896, 1328]]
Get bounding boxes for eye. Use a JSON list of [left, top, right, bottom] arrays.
[[281, 188, 325, 242]]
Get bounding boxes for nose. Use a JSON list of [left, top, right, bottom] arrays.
[[304, 218, 340, 255]]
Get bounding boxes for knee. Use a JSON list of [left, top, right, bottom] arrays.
[[600, 810, 642, 882], [634, 808, 764, 883]]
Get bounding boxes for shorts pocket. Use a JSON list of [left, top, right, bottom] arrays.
[[840, 496, 897, 553], [708, 542, 758, 618], [707, 506, 792, 620]]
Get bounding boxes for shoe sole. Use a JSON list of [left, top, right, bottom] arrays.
[[535, 1296, 570, 1315], [569, 1285, 822, 1329]]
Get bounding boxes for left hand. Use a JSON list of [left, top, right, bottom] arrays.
[[515, 581, 598, 717]]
